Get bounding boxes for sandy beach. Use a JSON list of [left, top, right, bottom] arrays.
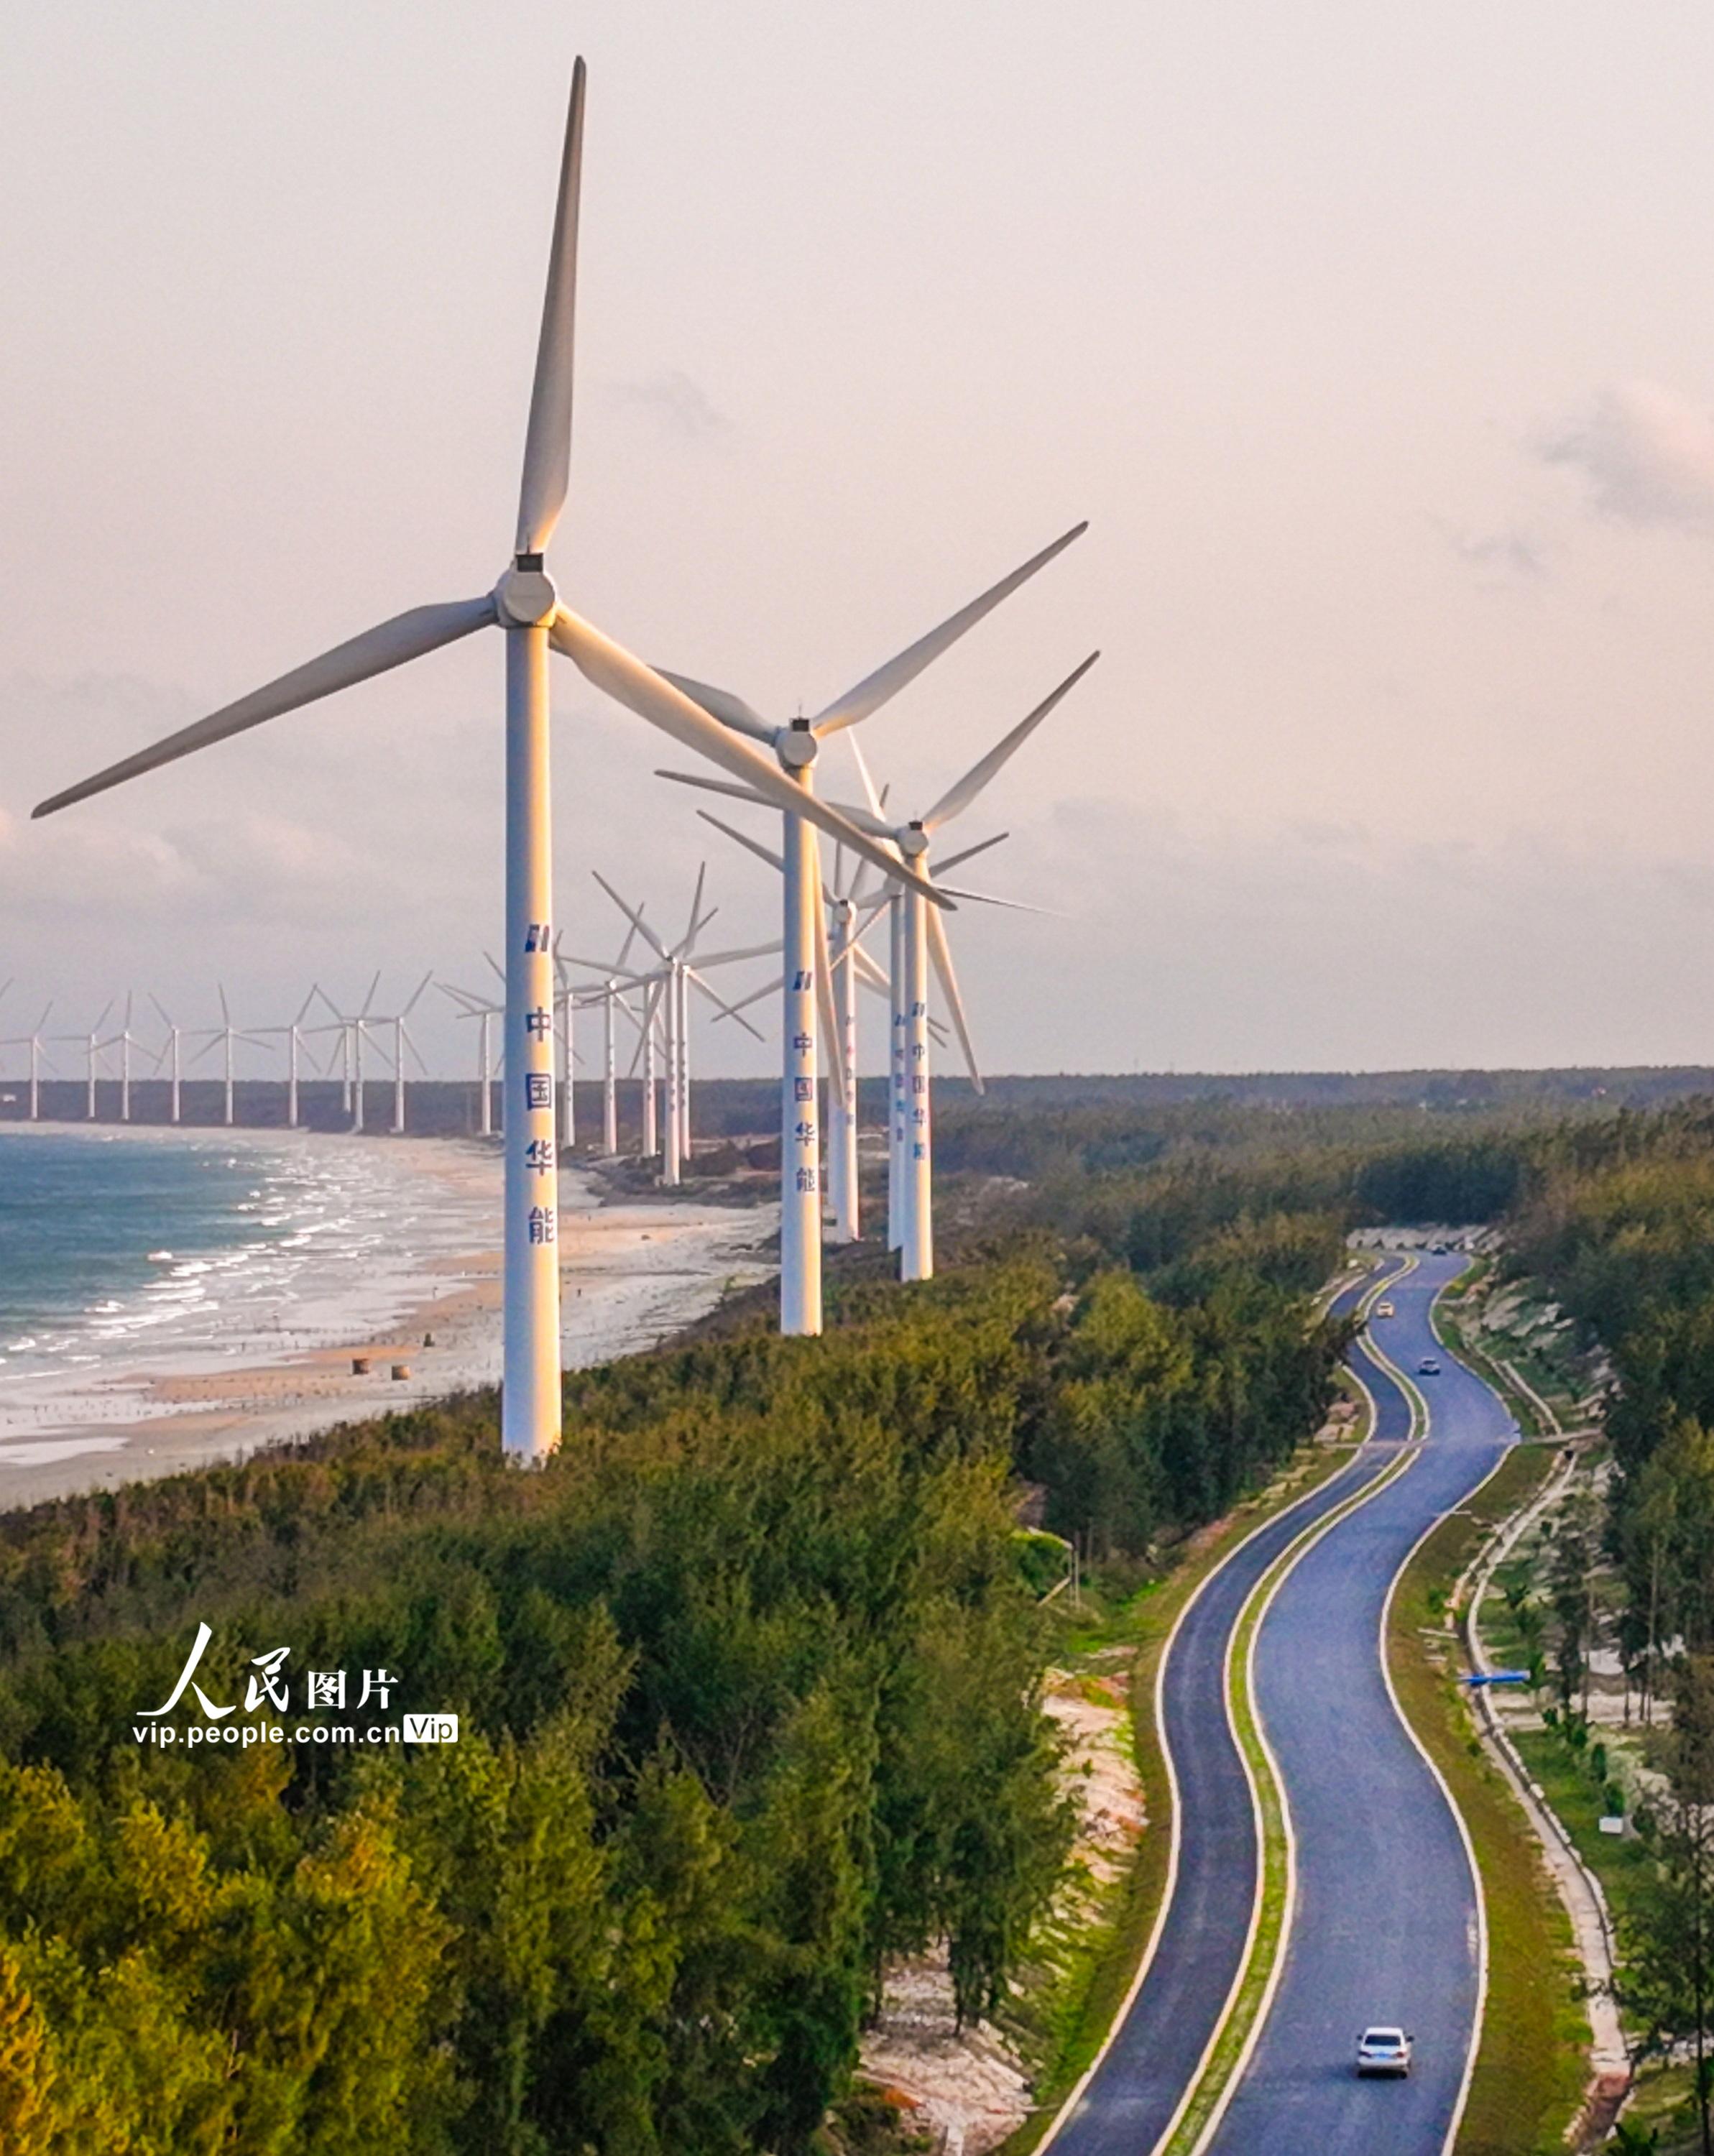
[[0, 1126, 775, 1506]]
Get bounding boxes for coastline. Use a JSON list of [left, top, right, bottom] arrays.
[[0, 1123, 775, 1507]]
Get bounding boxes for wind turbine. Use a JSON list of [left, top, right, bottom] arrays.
[[95, 995, 144, 1123], [0, 1003, 55, 1121], [310, 975, 382, 1134], [651, 522, 1085, 1332], [576, 867, 765, 1184], [51, 1003, 113, 1121], [190, 987, 260, 1128], [829, 655, 1100, 1277], [363, 971, 433, 1135], [441, 982, 504, 1138], [32, 60, 934, 1460], [246, 987, 323, 1129], [148, 998, 188, 1124]]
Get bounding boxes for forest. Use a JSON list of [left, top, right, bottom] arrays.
[[0, 1184, 1347, 2151], [18, 1080, 1714, 2149]]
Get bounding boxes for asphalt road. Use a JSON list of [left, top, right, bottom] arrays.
[[1207, 1248, 1516, 2155], [1047, 1261, 1411, 2155]]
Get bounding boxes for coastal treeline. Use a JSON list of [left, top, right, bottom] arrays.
[[0, 1210, 1345, 2151]]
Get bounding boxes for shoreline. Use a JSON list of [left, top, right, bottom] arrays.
[[0, 1124, 775, 1508]]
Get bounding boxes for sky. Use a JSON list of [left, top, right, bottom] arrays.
[[6, 2, 1714, 1077]]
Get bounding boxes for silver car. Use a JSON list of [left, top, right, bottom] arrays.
[[1355, 2025, 1413, 2077]]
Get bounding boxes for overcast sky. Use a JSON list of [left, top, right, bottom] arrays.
[[6, 2, 1714, 1078]]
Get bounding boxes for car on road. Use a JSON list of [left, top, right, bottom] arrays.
[[1355, 2026, 1413, 2077], [1373, 1300, 1395, 1318], [1418, 1357, 1441, 1376]]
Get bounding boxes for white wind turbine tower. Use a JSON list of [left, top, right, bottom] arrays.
[[33, 59, 929, 1461], [364, 971, 433, 1135], [696, 809, 975, 1243], [0, 1003, 55, 1122], [653, 525, 1084, 1333], [310, 975, 382, 1134], [441, 982, 504, 1138], [149, 998, 189, 1124], [691, 811, 883, 1243], [96, 995, 144, 1123], [51, 1003, 112, 1121], [189, 987, 259, 1130], [552, 942, 578, 1153], [247, 988, 323, 1129], [831, 655, 1100, 1278]]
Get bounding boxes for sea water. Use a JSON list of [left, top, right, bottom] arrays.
[[0, 1127, 495, 1433]]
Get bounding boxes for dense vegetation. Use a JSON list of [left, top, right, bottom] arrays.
[[0, 1198, 1345, 2152]]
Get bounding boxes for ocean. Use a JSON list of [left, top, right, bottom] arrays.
[[0, 1126, 497, 1436]]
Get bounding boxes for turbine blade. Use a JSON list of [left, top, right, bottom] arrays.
[[149, 992, 174, 1030], [548, 608, 951, 904], [402, 969, 434, 1017], [685, 967, 765, 1041], [359, 969, 382, 1019], [688, 939, 783, 968], [936, 885, 1059, 916], [32, 597, 496, 817], [926, 894, 984, 1094], [921, 650, 1100, 832], [712, 972, 782, 1021], [655, 768, 775, 809], [591, 871, 671, 962], [682, 862, 707, 956], [811, 833, 848, 1102], [515, 57, 587, 556], [821, 797, 900, 842], [809, 523, 1088, 736], [696, 808, 785, 875], [654, 670, 775, 745], [851, 943, 890, 994], [935, 830, 1009, 876]]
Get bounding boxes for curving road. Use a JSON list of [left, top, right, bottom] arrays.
[[1047, 1249, 1515, 2156], [1048, 1260, 1414, 2155], [1208, 1247, 1515, 2155]]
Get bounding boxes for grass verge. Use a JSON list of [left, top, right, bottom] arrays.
[[1385, 1441, 1590, 2155], [1432, 1281, 1552, 1441]]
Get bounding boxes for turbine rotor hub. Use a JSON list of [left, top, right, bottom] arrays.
[[495, 561, 559, 627], [898, 824, 929, 859], [778, 723, 817, 770]]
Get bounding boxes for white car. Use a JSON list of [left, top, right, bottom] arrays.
[[1373, 1301, 1395, 1319], [1418, 1358, 1441, 1377], [1355, 2026, 1413, 2078]]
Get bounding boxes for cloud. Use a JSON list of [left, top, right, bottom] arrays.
[[607, 369, 729, 441], [1440, 523, 1547, 581], [1541, 379, 1714, 530]]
